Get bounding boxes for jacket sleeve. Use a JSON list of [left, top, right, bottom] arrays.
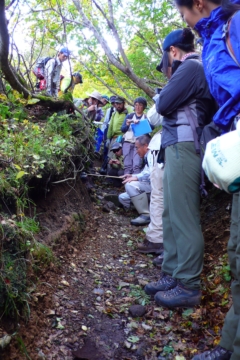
[[156, 60, 200, 116], [45, 59, 56, 96], [121, 115, 131, 133], [214, 11, 240, 131], [101, 108, 110, 132], [136, 164, 150, 182], [107, 115, 114, 139], [95, 108, 104, 122]]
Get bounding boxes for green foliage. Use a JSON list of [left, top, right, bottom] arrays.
[[129, 284, 151, 306], [0, 89, 94, 319]]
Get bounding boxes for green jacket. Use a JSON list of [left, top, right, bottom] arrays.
[[107, 106, 132, 139], [111, 155, 124, 170]]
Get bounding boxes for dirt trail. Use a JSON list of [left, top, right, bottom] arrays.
[[2, 178, 233, 360]]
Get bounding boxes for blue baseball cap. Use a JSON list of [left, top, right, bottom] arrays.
[[60, 47, 71, 56], [162, 29, 184, 51], [102, 95, 110, 102]]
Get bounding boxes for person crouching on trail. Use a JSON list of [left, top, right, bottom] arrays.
[[107, 142, 124, 187], [119, 134, 152, 226], [45, 47, 70, 97]]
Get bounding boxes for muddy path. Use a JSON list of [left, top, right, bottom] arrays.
[[1, 177, 233, 360]]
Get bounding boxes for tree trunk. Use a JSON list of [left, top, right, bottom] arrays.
[[0, 0, 30, 98], [0, 76, 4, 93]]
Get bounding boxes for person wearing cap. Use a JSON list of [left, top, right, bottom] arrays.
[[144, 28, 216, 308], [100, 95, 110, 107], [60, 72, 83, 94], [44, 47, 71, 97], [84, 91, 104, 123], [121, 97, 149, 175], [106, 96, 132, 159], [107, 142, 124, 187], [119, 134, 152, 226]]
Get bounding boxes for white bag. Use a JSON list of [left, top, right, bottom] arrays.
[[202, 121, 240, 193], [147, 105, 163, 127]]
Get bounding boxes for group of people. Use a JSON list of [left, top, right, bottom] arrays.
[[38, 1, 240, 357], [94, 0, 240, 359]]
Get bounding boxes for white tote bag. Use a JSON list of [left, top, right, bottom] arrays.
[[147, 105, 163, 127], [202, 121, 240, 193]]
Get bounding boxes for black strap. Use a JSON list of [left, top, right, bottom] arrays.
[[185, 105, 200, 154], [185, 105, 208, 197]]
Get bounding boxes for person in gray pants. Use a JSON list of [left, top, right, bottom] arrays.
[[119, 135, 152, 226]]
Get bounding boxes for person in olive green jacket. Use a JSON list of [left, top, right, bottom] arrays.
[[107, 96, 132, 159]]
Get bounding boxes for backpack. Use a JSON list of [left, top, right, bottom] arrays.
[[32, 57, 55, 80]]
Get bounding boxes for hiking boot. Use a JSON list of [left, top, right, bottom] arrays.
[[144, 272, 177, 295], [137, 240, 163, 254], [152, 252, 164, 267], [130, 214, 151, 226], [192, 345, 232, 360], [154, 282, 201, 308], [99, 167, 107, 175]]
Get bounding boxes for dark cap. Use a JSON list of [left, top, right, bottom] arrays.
[[156, 51, 170, 73], [134, 97, 147, 108], [110, 95, 117, 103], [114, 96, 125, 103], [110, 142, 122, 151], [163, 29, 186, 51]]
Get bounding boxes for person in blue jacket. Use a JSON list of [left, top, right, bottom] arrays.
[[174, 1, 240, 359]]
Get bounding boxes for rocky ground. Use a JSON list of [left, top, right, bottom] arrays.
[[0, 173, 233, 360]]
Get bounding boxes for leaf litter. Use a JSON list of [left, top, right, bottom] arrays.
[[1, 179, 233, 360]]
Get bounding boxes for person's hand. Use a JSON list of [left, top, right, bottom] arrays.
[[126, 119, 133, 126], [133, 119, 139, 124], [122, 176, 138, 184], [109, 159, 114, 164], [112, 159, 120, 165], [119, 174, 131, 179], [88, 104, 97, 111]]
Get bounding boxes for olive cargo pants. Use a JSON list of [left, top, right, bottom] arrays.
[[161, 142, 204, 289], [220, 192, 240, 360]]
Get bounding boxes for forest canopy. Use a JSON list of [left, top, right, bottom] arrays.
[[1, 0, 184, 101]]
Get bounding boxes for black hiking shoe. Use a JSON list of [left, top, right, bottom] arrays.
[[152, 252, 164, 267], [154, 282, 201, 308], [144, 272, 177, 295], [192, 345, 232, 359], [137, 240, 163, 254]]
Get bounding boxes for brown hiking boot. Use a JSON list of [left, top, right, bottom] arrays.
[[137, 239, 163, 254]]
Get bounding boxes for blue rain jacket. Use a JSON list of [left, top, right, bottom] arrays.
[[194, 4, 240, 132]]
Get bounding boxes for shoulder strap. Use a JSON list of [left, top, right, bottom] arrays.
[[185, 106, 200, 154], [224, 14, 240, 67]]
